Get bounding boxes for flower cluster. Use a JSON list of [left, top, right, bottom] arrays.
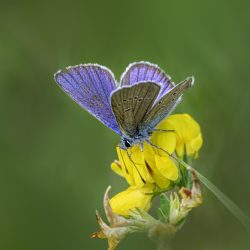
[[92, 169, 202, 250], [92, 113, 203, 249], [110, 114, 202, 215]]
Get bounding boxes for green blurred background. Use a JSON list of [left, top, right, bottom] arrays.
[[1, 0, 250, 249]]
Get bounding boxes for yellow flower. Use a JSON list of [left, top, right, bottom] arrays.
[[155, 114, 203, 158], [110, 113, 202, 216], [111, 144, 178, 190], [110, 144, 178, 215], [110, 184, 154, 216], [111, 145, 153, 187], [110, 145, 178, 216], [143, 144, 178, 189]]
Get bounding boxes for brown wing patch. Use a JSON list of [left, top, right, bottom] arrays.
[[111, 82, 161, 137], [142, 77, 194, 129]]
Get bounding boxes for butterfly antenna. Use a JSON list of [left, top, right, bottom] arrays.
[[119, 147, 129, 174], [125, 148, 146, 184], [146, 139, 171, 156], [140, 143, 144, 152], [153, 129, 175, 133]]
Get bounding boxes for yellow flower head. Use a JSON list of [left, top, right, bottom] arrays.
[[110, 114, 202, 216], [111, 144, 178, 189], [110, 143, 178, 216], [155, 114, 203, 158]]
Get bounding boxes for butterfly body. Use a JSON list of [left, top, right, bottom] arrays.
[[54, 62, 194, 150], [120, 129, 153, 149]]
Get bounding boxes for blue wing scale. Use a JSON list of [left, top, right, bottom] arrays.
[[54, 64, 121, 134]]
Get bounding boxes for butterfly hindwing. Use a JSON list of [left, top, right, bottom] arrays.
[[141, 77, 194, 131], [111, 82, 161, 137], [120, 61, 175, 99]]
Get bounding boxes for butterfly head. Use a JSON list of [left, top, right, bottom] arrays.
[[120, 137, 133, 150]]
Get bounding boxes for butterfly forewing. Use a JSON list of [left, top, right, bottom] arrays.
[[111, 82, 161, 137], [54, 64, 121, 134], [141, 77, 194, 131]]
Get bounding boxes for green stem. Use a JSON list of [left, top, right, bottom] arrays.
[[157, 240, 172, 250], [176, 158, 250, 231]]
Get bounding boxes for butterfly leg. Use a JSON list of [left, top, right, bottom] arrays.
[[124, 148, 146, 184], [146, 139, 171, 156], [153, 129, 175, 133], [128, 147, 132, 158], [140, 143, 144, 152]]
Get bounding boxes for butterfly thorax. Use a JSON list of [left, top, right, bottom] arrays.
[[120, 130, 152, 149]]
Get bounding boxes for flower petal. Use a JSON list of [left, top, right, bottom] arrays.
[[186, 133, 203, 158], [115, 147, 138, 186], [110, 185, 154, 216], [151, 124, 176, 156], [167, 114, 201, 142], [111, 161, 124, 177], [154, 155, 178, 181], [143, 144, 177, 189], [157, 114, 203, 158], [114, 146, 154, 186]]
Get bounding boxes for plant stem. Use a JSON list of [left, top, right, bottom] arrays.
[[157, 240, 172, 250]]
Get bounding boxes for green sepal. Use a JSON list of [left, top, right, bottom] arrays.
[[146, 183, 175, 197], [157, 193, 170, 222], [174, 216, 187, 230], [176, 146, 193, 188]]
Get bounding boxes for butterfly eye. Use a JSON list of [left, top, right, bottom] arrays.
[[124, 139, 131, 148], [138, 98, 143, 102]]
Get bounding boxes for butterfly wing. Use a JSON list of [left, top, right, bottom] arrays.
[[120, 61, 175, 98], [54, 64, 121, 134], [141, 77, 194, 131], [110, 82, 161, 137]]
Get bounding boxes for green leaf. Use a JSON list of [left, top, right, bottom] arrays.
[[177, 162, 192, 188]]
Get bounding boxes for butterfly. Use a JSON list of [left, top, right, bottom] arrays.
[[54, 61, 194, 150]]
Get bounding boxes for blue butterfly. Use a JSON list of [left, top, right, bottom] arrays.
[[54, 61, 193, 149], [54, 62, 250, 228]]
